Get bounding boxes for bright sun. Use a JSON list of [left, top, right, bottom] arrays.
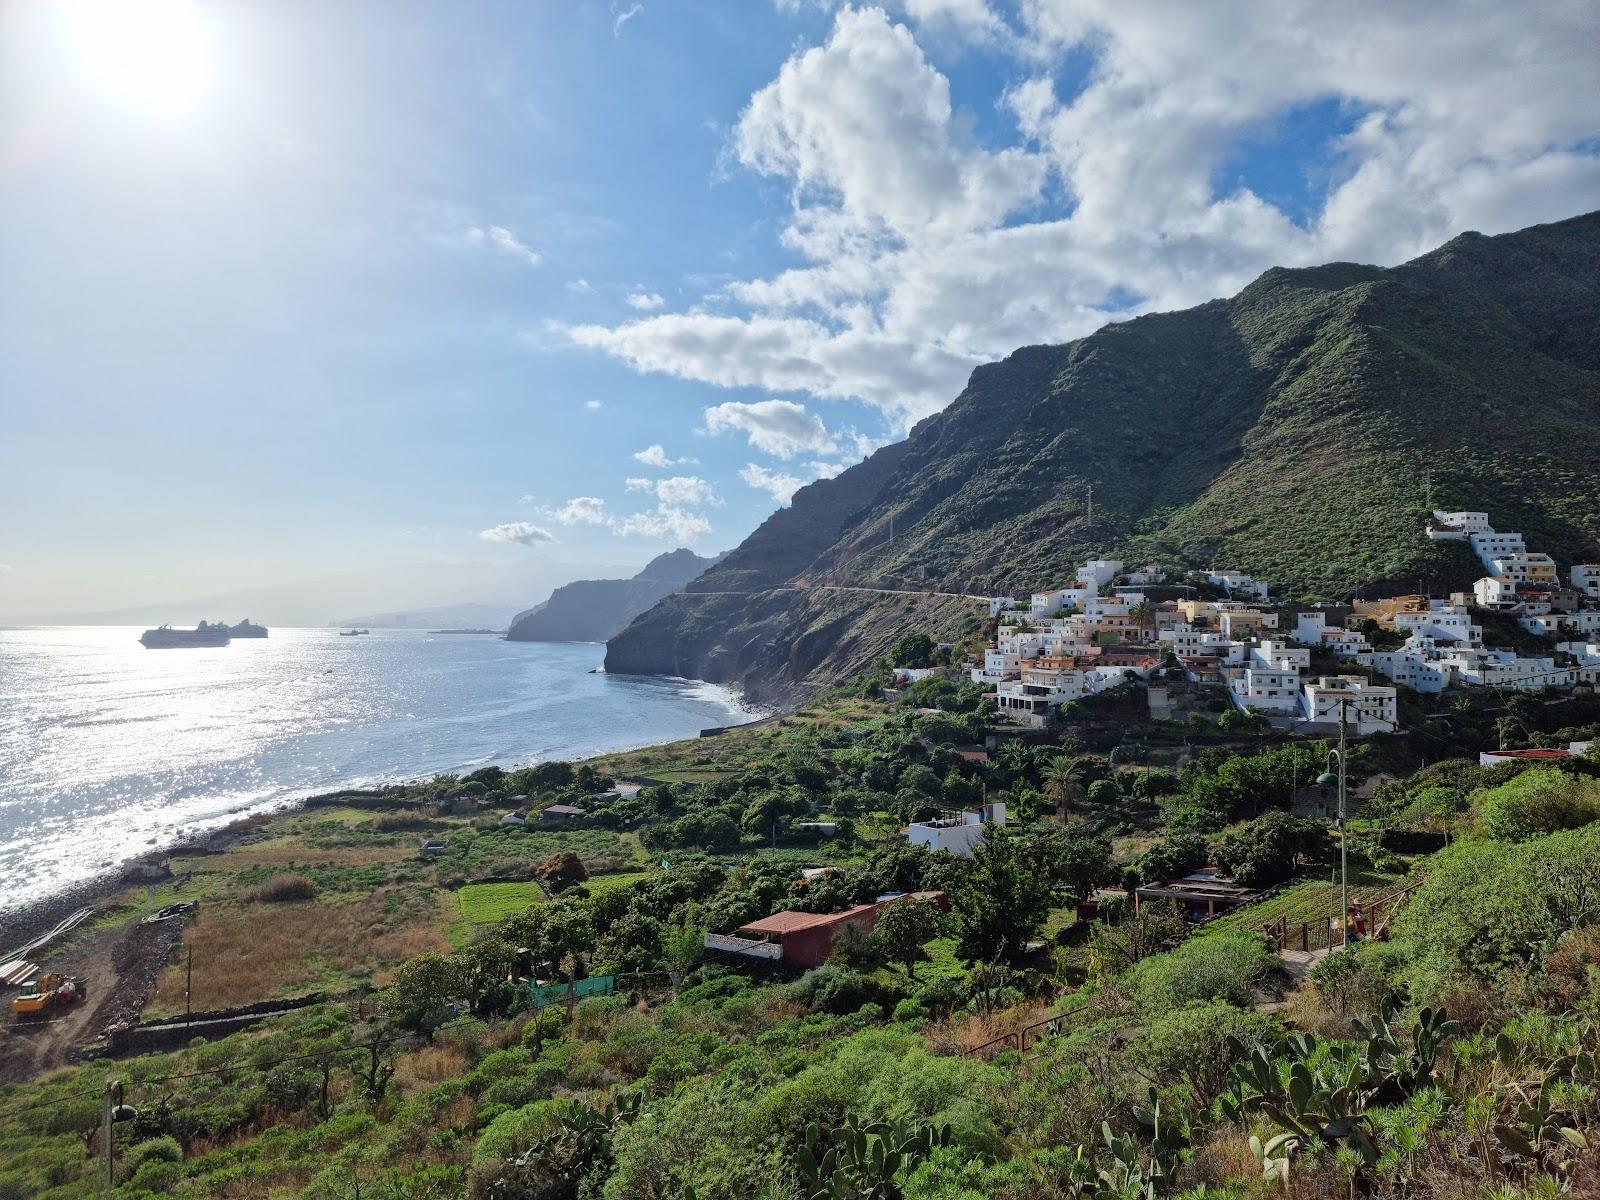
[[62, 0, 215, 118]]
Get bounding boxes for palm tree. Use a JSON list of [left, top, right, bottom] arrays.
[[1042, 755, 1089, 821], [1128, 600, 1156, 644]]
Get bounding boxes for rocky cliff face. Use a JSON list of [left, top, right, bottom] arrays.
[[506, 549, 722, 643], [607, 211, 1600, 705]]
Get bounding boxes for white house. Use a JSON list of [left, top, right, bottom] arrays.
[[1205, 570, 1270, 600], [1293, 611, 1330, 645], [1357, 638, 1457, 693], [971, 649, 1022, 685], [907, 802, 1007, 858], [1427, 510, 1492, 540], [986, 597, 1016, 618], [1301, 676, 1399, 735], [1125, 564, 1167, 585], [1470, 531, 1526, 571], [1251, 639, 1311, 672], [1231, 665, 1304, 715], [1474, 575, 1519, 608], [1446, 652, 1574, 691], [1489, 553, 1560, 585], [1078, 560, 1124, 587], [1393, 603, 1480, 646], [1572, 565, 1600, 601], [1031, 586, 1097, 618]]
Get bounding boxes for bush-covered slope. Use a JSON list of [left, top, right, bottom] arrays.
[[609, 211, 1600, 700]]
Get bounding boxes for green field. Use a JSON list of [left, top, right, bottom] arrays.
[[455, 870, 655, 928]]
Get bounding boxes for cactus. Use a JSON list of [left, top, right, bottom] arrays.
[[795, 1115, 951, 1200]]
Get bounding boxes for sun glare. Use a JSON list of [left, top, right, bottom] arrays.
[[62, 0, 215, 119]]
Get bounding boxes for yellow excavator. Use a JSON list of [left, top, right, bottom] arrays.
[[10, 973, 85, 1019]]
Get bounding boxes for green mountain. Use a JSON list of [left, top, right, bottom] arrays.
[[606, 212, 1600, 706], [506, 548, 722, 643]]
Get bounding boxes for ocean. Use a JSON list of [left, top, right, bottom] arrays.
[[0, 626, 755, 910]]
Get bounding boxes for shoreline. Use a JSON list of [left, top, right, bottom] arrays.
[[0, 679, 769, 955]]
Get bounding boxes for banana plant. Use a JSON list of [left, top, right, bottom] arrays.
[[795, 1115, 951, 1200]]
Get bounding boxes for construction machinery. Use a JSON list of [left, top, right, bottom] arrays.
[[10, 972, 86, 1019]]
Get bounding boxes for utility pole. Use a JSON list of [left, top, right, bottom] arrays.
[[185, 946, 193, 1031], [1337, 703, 1349, 951], [1086, 484, 1094, 526], [102, 1080, 113, 1193]]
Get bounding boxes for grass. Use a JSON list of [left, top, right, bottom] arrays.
[[147, 888, 449, 1013], [455, 881, 548, 926], [449, 870, 656, 944]]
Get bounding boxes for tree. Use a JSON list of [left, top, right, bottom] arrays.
[[380, 953, 463, 1030], [889, 631, 936, 669], [1212, 811, 1330, 888], [1136, 833, 1208, 885], [873, 898, 945, 979], [1042, 755, 1089, 820], [1128, 600, 1157, 643], [1035, 826, 1115, 905], [949, 828, 1053, 964], [535, 851, 589, 893]]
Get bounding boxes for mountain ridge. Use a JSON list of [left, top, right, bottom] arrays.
[[606, 211, 1600, 707], [506, 549, 724, 644]]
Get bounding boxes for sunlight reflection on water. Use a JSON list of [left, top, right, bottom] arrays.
[[0, 627, 753, 908]]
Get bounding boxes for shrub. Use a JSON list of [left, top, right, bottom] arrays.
[[1473, 768, 1600, 841], [1212, 811, 1329, 888], [254, 873, 317, 903], [535, 850, 589, 893], [1129, 930, 1277, 1016], [1310, 940, 1409, 1017], [1392, 825, 1600, 1004], [789, 965, 882, 1015], [1132, 1001, 1276, 1106], [1135, 833, 1208, 884]]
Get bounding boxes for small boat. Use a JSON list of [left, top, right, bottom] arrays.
[[338, 629, 370, 637], [140, 622, 231, 648]]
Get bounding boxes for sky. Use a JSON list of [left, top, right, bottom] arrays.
[[2, 0, 1597, 621]]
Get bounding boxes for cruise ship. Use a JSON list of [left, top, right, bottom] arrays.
[[138, 621, 233, 648]]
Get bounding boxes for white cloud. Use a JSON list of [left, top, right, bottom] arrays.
[[653, 475, 720, 507], [583, 399, 603, 411], [552, 496, 611, 525], [618, 505, 711, 543], [739, 463, 809, 504], [625, 291, 665, 310], [808, 460, 847, 480], [479, 521, 556, 545], [624, 477, 653, 491], [703, 398, 839, 459], [467, 224, 542, 267], [566, 278, 595, 293], [566, 3, 1600, 428], [632, 443, 697, 468], [613, 2, 642, 35]]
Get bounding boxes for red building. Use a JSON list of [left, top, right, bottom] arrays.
[[729, 891, 948, 969]]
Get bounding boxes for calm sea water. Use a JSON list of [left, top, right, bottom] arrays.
[[0, 627, 754, 910]]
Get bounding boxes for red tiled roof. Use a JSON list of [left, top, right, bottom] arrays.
[[1484, 748, 1572, 759], [738, 903, 878, 936]]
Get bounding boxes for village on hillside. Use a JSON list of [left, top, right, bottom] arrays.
[[951, 511, 1600, 752]]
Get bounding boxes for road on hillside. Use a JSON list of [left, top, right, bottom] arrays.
[[677, 584, 990, 602]]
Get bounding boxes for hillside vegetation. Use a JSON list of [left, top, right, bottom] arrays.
[[607, 211, 1600, 704]]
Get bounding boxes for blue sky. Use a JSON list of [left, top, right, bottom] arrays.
[[2, 0, 1596, 620]]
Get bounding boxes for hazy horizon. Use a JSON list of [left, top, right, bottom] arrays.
[[4, 1, 1596, 620]]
